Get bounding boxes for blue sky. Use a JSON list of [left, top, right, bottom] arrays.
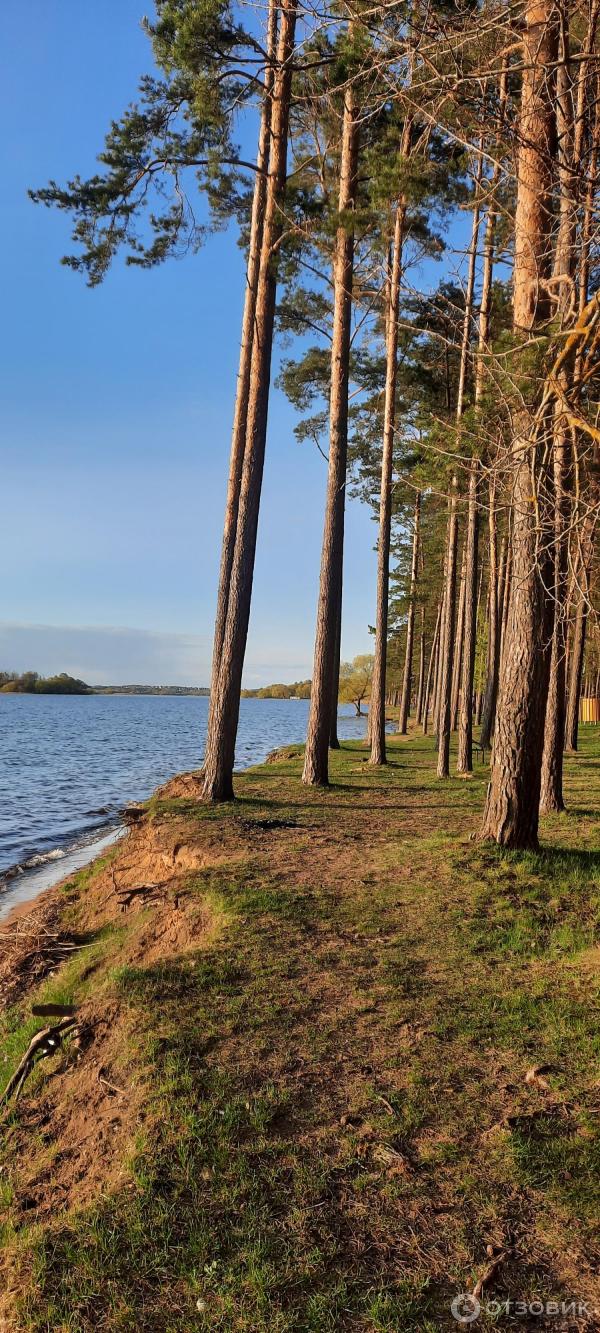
[[1, 0, 380, 687]]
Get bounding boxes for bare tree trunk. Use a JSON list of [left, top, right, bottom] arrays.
[[303, 72, 359, 786], [457, 461, 480, 771], [329, 567, 343, 749], [499, 541, 511, 667], [564, 52, 600, 752], [432, 580, 446, 741], [398, 492, 421, 735], [565, 588, 586, 751], [415, 606, 426, 724], [437, 478, 460, 776], [540, 421, 568, 812], [204, 1, 278, 766], [540, 8, 576, 814], [437, 159, 481, 776], [479, 481, 499, 749], [480, 0, 558, 846], [423, 602, 441, 735], [370, 203, 405, 764], [451, 545, 467, 733], [202, 0, 298, 801]]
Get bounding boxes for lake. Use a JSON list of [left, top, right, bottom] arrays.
[[0, 693, 371, 880]]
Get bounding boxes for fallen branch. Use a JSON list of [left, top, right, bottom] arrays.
[[97, 1068, 126, 1098], [472, 1247, 510, 1300], [0, 1018, 78, 1108]]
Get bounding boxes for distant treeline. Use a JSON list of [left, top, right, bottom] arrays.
[[94, 685, 210, 696], [0, 674, 210, 696], [240, 680, 311, 699], [0, 672, 91, 694]]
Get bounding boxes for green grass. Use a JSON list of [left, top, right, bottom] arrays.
[[1, 729, 600, 1329]]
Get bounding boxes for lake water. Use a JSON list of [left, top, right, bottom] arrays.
[[0, 694, 370, 881]]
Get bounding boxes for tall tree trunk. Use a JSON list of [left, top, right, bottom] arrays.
[[565, 585, 586, 751], [202, 0, 298, 801], [479, 480, 499, 749], [437, 478, 460, 776], [303, 71, 359, 786], [432, 577, 447, 742], [564, 53, 600, 752], [205, 1, 278, 763], [540, 427, 568, 812], [329, 567, 343, 749], [370, 203, 405, 764], [540, 6, 576, 814], [415, 606, 426, 724], [451, 545, 467, 733], [480, 0, 558, 846], [437, 160, 481, 777], [423, 602, 441, 735], [457, 461, 480, 770], [398, 492, 421, 735]]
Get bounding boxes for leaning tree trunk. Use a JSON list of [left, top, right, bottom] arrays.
[[370, 203, 405, 764], [480, 0, 558, 847], [205, 0, 278, 760], [303, 74, 359, 786], [202, 0, 298, 802], [398, 492, 421, 736], [422, 602, 441, 735]]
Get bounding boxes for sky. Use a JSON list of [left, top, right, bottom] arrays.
[[0, 0, 381, 687]]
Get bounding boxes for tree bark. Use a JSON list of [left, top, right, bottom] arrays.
[[303, 69, 359, 786], [457, 462, 480, 771], [480, 0, 558, 846], [437, 157, 481, 776], [422, 602, 441, 736], [415, 606, 426, 724], [437, 477, 460, 777], [398, 492, 421, 735], [204, 0, 278, 761], [451, 544, 467, 734], [479, 482, 499, 749], [370, 203, 405, 763], [540, 426, 568, 812], [202, 0, 298, 801], [329, 567, 343, 749]]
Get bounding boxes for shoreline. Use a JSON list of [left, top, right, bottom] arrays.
[[0, 824, 125, 924]]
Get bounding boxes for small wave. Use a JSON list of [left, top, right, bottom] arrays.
[[25, 848, 67, 867]]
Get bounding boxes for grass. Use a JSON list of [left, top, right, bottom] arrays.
[[1, 728, 600, 1329]]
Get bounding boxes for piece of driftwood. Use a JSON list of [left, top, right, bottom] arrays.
[[116, 882, 166, 910], [0, 1018, 78, 1108], [472, 1248, 510, 1300]]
